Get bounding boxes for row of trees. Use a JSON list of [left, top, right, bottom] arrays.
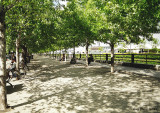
[[55, 0, 159, 71], [0, 0, 56, 110], [0, 0, 159, 111]]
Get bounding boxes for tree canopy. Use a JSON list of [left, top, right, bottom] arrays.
[[0, 0, 159, 110]]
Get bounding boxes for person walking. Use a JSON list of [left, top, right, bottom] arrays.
[[11, 53, 16, 63]]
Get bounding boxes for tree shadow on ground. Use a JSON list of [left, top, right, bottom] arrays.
[[7, 84, 24, 94], [24, 63, 73, 82], [30, 65, 111, 83], [28, 61, 42, 70], [124, 72, 160, 86], [12, 75, 160, 113], [11, 56, 160, 112]]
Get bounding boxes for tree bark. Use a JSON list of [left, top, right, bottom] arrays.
[[65, 49, 67, 62], [85, 38, 89, 67], [60, 49, 61, 60], [0, 8, 7, 110], [16, 37, 20, 71], [73, 46, 75, 59], [73, 40, 75, 59], [110, 43, 115, 73], [55, 51, 58, 60], [21, 45, 27, 64]]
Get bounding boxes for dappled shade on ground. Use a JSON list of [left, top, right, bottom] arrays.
[[6, 55, 160, 113]]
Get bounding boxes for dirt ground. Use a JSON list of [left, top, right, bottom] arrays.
[[4, 55, 160, 113]]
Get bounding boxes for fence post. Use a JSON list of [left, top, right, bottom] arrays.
[[106, 54, 108, 62], [146, 55, 147, 64], [131, 54, 134, 64]]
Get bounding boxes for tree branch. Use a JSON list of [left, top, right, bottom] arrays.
[[4, 4, 14, 12], [4, 0, 20, 12]]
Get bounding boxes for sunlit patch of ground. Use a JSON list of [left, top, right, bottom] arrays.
[[6, 55, 160, 113]]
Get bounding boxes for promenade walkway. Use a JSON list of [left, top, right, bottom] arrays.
[[5, 55, 160, 113], [80, 60, 160, 78]]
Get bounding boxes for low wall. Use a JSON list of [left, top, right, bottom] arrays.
[[122, 62, 160, 71]]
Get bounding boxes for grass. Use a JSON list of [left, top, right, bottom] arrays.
[[75, 54, 160, 65], [53, 54, 160, 65]]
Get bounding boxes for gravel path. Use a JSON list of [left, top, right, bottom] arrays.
[[5, 55, 160, 113]]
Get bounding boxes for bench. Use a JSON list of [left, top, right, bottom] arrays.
[[19, 60, 29, 75], [6, 69, 14, 88]]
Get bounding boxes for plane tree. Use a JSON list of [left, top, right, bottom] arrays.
[[0, 0, 55, 110], [6, 4, 30, 70], [0, 0, 21, 110], [6, 0, 55, 65], [59, 0, 97, 66], [91, 0, 160, 73]]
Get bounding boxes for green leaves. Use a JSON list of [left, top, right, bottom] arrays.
[[4, 0, 56, 53], [4, 0, 159, 53]]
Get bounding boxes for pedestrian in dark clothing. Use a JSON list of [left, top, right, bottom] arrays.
[[11, 53, 16, 62], [88, 54, 94, 65]]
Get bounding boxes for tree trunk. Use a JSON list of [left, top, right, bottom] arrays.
[[55, 51, 58, 60], [73, 47, 75, 59], [49, 51, 51, 57], [21, 45, 27, 64], [85, 38, 89, 67], [110, 44, 115, 73], [65, 49, 67, 62], [16, 38, 20, 71], [73, 40, 75, 59], [56, 52, 58, 60], [60, 49, 61, 60], [0, 9, 7, 110]]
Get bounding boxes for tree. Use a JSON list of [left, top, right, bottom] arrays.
[[53, 0, 159, 71], [6, 0, 56, 63], [0, 0, 19, 110], [60, 0, 97, 66], [0, 0, 55, 110], [92, 0, 159, 73], [152, 38, 159, 49]]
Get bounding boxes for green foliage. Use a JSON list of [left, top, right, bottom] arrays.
[[93, 0, 159, 45], [150, 48, 159, 53], [98, 47, 103, 52], [4, 0, 160, 53], [5, 0, 56, 53], [57, 0, 97, 47], [118, 49, 126, 53]]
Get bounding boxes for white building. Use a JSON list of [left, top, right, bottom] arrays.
[[116, 33, 160, 53], [54, 0, 68, 10], [74, 33, 160, 54]]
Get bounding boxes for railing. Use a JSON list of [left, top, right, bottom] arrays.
[[51, 53, 160, 65], [76, 54, 160, 65], [115, 54, 160, 65]]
